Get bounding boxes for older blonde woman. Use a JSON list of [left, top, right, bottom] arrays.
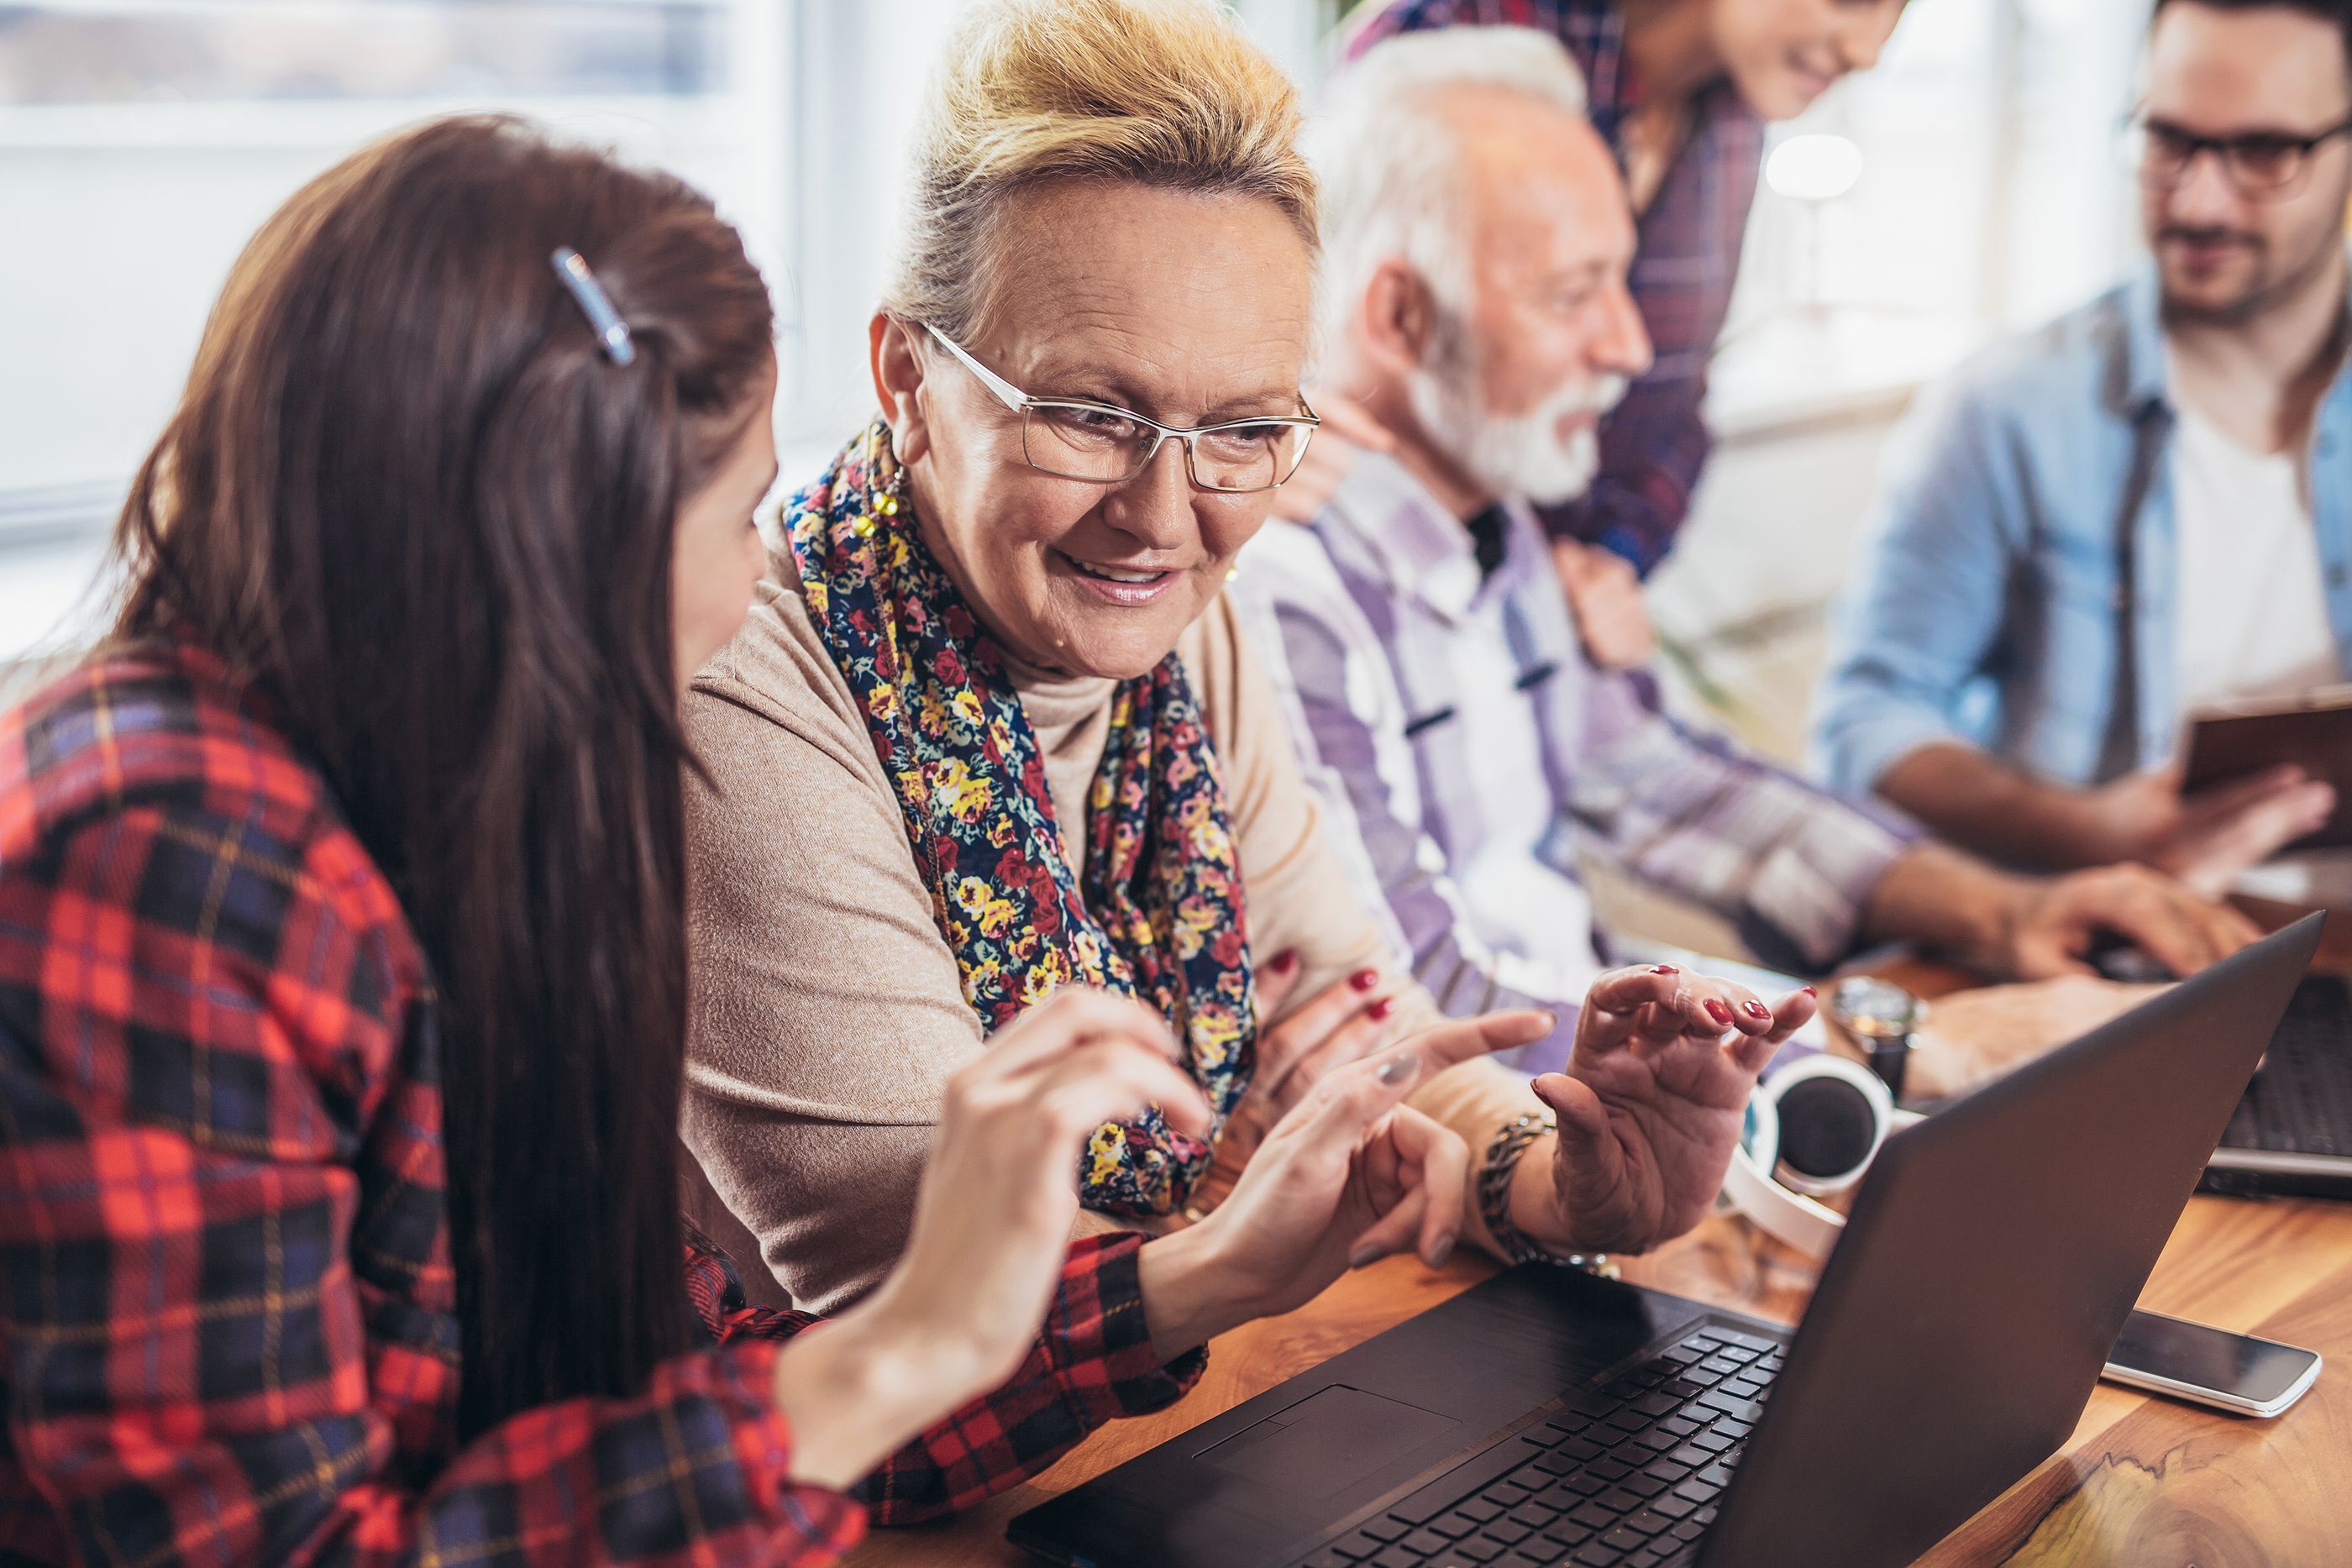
[[681, 0, 1814, 1314]]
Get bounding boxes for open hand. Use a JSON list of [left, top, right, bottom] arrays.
[[1903, 975, 2158, 1100], [1526, 965, 1815, 1255], [2084, 764, 2334, 898], [2002, 862, 2257, 979]]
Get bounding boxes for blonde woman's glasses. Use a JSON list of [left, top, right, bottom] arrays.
[[921, 323, 1318, 494]]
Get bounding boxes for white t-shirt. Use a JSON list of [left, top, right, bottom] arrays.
[[2170, 401, 2342, 723]]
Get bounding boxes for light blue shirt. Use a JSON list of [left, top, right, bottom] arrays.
[[1812, 268, 2352, 794]]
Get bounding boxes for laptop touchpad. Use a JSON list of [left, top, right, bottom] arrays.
[[1194, 1385, 1461, 1499]]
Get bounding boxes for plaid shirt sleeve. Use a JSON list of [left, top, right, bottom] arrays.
[[1538, 377, 1713, 577], [2, 731, 1198, 1565], [1240, 498, 1915, 1012], [0, 789, 866, 1566], [1536, 102, 1760, 578], [1557, 668, 1921, 976], [1343, 0, 1570, 49], [848, 1234, 1205, 1523], [687, 1233, 1205, 1527]]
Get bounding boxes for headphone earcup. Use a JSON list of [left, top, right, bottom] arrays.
[[1762, 1056, 1895, 1197], [1719, 1136, 1848, 1258], [1715, 1052, 1905, 1258]]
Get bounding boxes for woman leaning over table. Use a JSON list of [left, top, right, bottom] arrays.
[[0, 116, 1579, 1566], [680, 0, 1816, 1316]]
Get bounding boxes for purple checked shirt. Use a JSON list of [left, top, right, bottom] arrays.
[[1343, 0, 1763, 574], [1230, 453, 1914, 1075]]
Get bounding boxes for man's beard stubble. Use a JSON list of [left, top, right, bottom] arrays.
[[2156, 214, 2342, 328]]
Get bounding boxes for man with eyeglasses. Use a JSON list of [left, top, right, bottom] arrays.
[[1815, 0, 2352, 895]]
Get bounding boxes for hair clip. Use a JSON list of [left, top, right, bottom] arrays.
[[549, 246, 637, 366]]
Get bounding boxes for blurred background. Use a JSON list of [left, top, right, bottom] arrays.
[[2, 0, 2157, 763]]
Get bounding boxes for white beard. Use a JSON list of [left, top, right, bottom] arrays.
[[1406, 334, 1625, 507]]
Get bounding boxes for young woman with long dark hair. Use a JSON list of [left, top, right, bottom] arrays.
[[0, 115, 1542, 1565]]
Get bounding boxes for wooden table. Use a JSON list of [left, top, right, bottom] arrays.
[[846, 960, 2352, 1568]]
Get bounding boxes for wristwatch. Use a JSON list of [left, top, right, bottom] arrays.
[[1826, 975, 1924, 1100]]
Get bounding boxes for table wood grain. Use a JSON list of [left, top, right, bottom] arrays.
[[844, 956, 2352, 1568]]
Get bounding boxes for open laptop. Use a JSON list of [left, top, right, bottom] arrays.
[[1011, 915, 2323, 1568], [2093, 938, 2352, 1198], [2202, 972, 2352, 1198]]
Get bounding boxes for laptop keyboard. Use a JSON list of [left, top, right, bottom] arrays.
[[1290, 1325, 1782, 1568], [2226, 976, 2352, 1157]]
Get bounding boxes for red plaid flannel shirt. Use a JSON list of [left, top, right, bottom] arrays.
[[0, 642, 1203, 1567]]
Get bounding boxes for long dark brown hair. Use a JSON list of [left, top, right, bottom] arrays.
[[112, 115, 775, 1435]]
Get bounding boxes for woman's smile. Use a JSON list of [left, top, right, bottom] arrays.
[[884, 176, 1314, 679], [1056, 548, 1188, 606]]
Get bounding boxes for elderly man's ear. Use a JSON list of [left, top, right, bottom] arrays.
[[869, 312, 934, 465], [1358, 260, 1441, 378], [1266, 265, 1426, 527]]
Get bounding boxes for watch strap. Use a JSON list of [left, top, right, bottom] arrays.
[[1867, 1033, 1911, 1099], [1478, 1114, 1615, 1275]]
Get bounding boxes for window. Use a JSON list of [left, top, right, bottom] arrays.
[[0, 0, 793, 669], [0, 0, 1335, 673], [1711, 0, 2153, 423], [0, 2, 732, 104]]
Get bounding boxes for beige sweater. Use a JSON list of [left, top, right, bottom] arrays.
[[680, 549, 1536, 1312]]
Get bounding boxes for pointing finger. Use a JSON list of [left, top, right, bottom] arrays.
[[1387, 1009, 1557, 1087]]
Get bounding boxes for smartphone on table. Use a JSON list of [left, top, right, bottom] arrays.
[[2103, 1308, 2323, 1418]]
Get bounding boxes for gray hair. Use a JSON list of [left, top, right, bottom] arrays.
[[1307, 27, 1591, 349]]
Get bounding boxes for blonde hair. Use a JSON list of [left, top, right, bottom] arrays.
[[886, 0, 1317, 339]]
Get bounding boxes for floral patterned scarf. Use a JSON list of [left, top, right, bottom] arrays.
[[784, 422, 1255, 1214]]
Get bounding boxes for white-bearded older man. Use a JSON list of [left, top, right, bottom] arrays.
[[1231, 26, 2259, 1078]]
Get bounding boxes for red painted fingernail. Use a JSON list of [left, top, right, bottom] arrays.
[[1705, 999, 1734, 1025], [1651, 964, 1678, 975], [1744, 1000, 1772, 1020], [1368, 997, 1395, 1021], [1350, 968, 1380, 992], [1268, 950, 1299, 974], [1802, 986, 1817, 997]]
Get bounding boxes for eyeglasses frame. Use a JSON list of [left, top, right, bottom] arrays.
[[916, 321, 1320, 494], [2126, 109, 2352, 202]]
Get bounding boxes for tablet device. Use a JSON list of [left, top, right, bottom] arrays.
[[2182, 684, 2352, 849]]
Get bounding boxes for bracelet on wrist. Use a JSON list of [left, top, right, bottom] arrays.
[[1477, 1113, 1616, 1276]]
